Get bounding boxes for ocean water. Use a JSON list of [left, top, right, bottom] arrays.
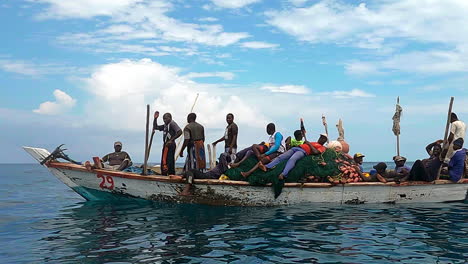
[[0, 164, 466, 264]]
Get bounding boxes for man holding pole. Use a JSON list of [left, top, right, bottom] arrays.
[[153, 112, 182, 175]]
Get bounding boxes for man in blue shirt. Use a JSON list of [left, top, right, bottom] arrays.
[[448, 138, 466, 182]]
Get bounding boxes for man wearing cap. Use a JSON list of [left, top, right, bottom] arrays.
[[447, 138, 466, 182], [101, 141, 132, 171], [353, 153, 365, 173], [393, 155, 410, 181], [369, 162, 390, 183]]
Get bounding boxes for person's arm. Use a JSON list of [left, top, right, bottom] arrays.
[[264, 133, 283, 155], [426, 140, 443, 155], [285, 136, 292, 150], [304, 141, 320, 155], [376, 173, 387, 183], [101, 154, 109, 163], [125, 152, 131, 161], [213, 136, 224, 145], [179, 127, 190, 157]]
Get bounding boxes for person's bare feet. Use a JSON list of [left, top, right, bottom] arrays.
[[230, 163, 240, 168], [278, 174, 285, 180], [258, 162, 267, 172], [241, 172, 248, 178]]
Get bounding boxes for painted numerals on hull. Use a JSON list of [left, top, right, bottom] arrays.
[[97, 173, 114, 190]]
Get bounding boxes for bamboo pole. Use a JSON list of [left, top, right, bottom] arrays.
[[142, 104, 150, 175], [437, 97, 454, 180], [175, 93, 200, 161], [396, 97, 400, 156], [321, 114, 329, 143]]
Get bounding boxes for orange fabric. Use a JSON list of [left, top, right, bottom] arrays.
[[299, 142, 326, 155]]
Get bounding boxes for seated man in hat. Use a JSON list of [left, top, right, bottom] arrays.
[[447, 138, 466, 182], [100, 141, 132, 171], [368, 162, 392, 183], [392, 155, 410, 181]]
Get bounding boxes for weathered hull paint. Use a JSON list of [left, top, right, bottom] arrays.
[[24, 146, 468, 206]]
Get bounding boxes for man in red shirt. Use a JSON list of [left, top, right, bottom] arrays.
[[242, 134, 327, 179]]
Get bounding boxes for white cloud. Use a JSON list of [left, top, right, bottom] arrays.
[[33, 89, 76, 115], [241, 41, 279, 49], [318, 89, 375, 99], [198, 17, 218, 22], [266, 0, 468, 75], [81, 58, 267, 131], [210, 0, 261, 9], [0, 60, 40, 76], [36, 0, 251, 50], [261, 85, 309, 94], [34, 0, 141, 19], [185, 72, 235, 80], [346, 49, 468, 75]]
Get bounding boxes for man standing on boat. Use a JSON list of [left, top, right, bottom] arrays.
[[153, 112, 182, 175], [100, 141, 132, 171], [443, 113, 466, 163], [180, 113, 206, 171], [212, 113, 238, 162]]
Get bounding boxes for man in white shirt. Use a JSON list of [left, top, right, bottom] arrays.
[[444, 113, 466, 163]]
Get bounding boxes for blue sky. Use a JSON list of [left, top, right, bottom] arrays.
[[1, 0, 468, 163]]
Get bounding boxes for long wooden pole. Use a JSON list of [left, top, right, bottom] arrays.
[[175, 93, 200, 161], [396, 97, 400, 156], [437, 97, 454, 180], [322, 114, 329, 143], [142, 104, 150, 175]]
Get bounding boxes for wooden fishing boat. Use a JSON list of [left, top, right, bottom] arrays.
[[24, 146, 468, 206]]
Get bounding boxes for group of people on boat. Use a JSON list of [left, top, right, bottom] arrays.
[[96, 111, 467, 184]]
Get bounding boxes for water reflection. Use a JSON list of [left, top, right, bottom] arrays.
[[34, 202, 467, 263]]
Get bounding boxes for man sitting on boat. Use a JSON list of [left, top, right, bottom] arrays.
[[447, 138, 466, 182], [368, 162, 390, 183], [285, 130, 304, 150], [392, 156, 410, 181], [231, 142, 269, 168], [100, 141, 132, 171], [235, 123, 286, 177], [184, 152, 231, 180], [404, 140, 443, 182], [153, 112, 182, 175], [248, 134, 328, 180], [180, 113, 206, 172]]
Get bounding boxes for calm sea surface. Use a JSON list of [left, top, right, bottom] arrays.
[[0, 164, 466, 264]]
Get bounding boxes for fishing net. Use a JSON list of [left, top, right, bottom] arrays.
[[225, 149, 351, 196]]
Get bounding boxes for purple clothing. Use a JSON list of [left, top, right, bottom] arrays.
[[448, 148, 466, 182], [395, 165, 411, 173], [265, 147, 306, 177]]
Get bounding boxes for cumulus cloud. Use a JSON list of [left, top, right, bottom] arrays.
[[261, 85, 309, 94], [81, 58, 267, 131], [33, 89, 76, 115], [210, 0, 262, 9], [241, 41, 279, 49]]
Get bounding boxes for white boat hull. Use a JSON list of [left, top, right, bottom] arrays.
[[24, 146, 468, 206]]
